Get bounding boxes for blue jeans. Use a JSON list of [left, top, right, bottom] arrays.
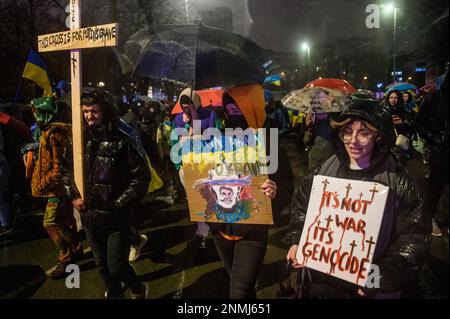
[[0, 159, 11, 227]]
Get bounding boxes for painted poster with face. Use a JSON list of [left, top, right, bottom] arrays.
[[183, 136, 273, 225], [296, 175, 389, 287]]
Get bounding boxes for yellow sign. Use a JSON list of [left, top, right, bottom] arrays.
[[38, 23, 118, 52]]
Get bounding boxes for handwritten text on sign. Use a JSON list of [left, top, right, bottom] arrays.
[[38, 23, 118, 52], [296, 175, 389, 287]]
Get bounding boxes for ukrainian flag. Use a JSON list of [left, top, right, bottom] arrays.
[[264, 74, 281, 87], [22, 50, 52, 97]]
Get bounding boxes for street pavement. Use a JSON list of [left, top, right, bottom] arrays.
[[0, 132, 448, 299]]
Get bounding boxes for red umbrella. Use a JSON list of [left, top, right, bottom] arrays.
[[305, 78, 356, 95], [172, 88, 224, 114], [0, 112, 31, 139]]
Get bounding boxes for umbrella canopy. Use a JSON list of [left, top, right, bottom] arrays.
[[385, 82, 417, 92], [132, 24, 271, 90], [172, 88, 224, 114], [281, 87, 349, 113], [305, 78, 356, 95], [351, 89, 374, 100]]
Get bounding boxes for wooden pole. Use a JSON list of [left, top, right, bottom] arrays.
[[70, 0, 85, 199]]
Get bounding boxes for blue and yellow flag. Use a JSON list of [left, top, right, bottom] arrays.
[[264, 74, 281, 87], [22, 50, 52, 97]]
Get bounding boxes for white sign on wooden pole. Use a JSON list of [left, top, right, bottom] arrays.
[[296, 175, 389, 287], [36, 0, 118, 201], [38, 23, 118, 52], [69, 0, 84, 199]]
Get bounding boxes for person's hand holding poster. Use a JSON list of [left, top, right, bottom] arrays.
[[296, 175, 389, 287]]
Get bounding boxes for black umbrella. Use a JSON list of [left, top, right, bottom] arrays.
[[132, 24, 272, 90]]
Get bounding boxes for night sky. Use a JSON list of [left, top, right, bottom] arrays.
[[190, 0, 421, 52], [190, 0, 379, 51]]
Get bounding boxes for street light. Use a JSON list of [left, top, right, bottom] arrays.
[[382, 3, 399, 82], [302, 42, 311, 82], [185, 0, 189, 23]]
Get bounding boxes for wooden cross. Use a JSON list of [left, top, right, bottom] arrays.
[[37, 0, 118, 199]]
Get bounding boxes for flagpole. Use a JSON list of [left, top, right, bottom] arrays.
[[13, 76, 24, 104]]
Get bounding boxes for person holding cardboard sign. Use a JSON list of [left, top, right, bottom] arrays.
[[204, 85, 294, 299], [287, 99, 431, 299]]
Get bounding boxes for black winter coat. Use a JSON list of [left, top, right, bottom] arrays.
[[416, 88, 449, 154], [66, 124, 150, 231], [289, 99, 431, 294]]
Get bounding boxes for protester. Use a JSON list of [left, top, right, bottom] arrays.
[[30, 97, 83, 279], [68, 88, 150, 298], [303, 111, 336, 170], [0, 126, 11, 234], [287, 99, 431, 298], [416, 73, 449, 236], [173, 88, 223, 250], [401, 90, 419, 113], [206, 84, 294, 298], [385, 90, 413, 165]]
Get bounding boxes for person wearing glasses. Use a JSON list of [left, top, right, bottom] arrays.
[[286, 99, 430, 299]]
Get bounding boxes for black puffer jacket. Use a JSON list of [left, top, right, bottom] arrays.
[[83, 125, 149, 212], [289, 99, 431, 294], [416, 74, 449, 154], [64, 123, 150, 231]]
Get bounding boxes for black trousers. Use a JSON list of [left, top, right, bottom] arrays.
[[212, 230, 268, 299], [84, 225, 142, 297], [424, 151, 449, 218]]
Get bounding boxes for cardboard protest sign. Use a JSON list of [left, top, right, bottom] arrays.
[[296, 175, 389, 287], [38, 23, 118, 52], [182, 134, 273, 225]]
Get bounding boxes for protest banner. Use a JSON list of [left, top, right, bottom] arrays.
[[38, 23, 118, 52], [296, 175, 389, 286], [36, 1, 119, 199], [182, 134, 273, 225]]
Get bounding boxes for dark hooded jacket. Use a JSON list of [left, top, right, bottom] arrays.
[[288, 99, 431, 295], [64, 96, 150, 231], [416, 73, 449, 155]]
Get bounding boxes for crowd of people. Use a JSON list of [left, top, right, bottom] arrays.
[[0, 71, 448, 299]]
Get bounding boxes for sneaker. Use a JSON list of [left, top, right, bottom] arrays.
[[431, 218, 443, 237], [129, 234, 148, 262], [47, 262, 69, 280], [130, 282, 149, 299], [194, 235, 206, 250], [104, 290, 124, 299]]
